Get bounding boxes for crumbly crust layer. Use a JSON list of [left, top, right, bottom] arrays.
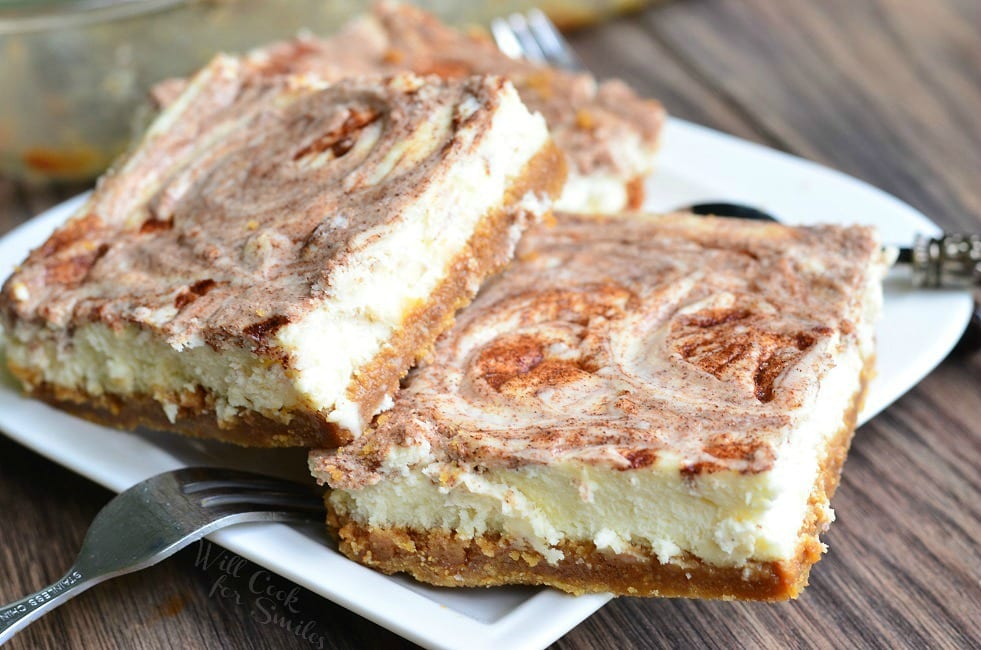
[[7, 141, 566, 447], [338, 141, 567, 441], [325, 360, 871, 599]]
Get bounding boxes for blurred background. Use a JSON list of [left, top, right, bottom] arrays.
[[0, 0, 656, 182]]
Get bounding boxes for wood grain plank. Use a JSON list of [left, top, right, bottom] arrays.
[[0, 178, 22, 234], [0, 179, 87, 233], [566, 17, 777, 146], [632, 0, 981, 231]]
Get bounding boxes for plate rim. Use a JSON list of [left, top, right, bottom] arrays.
[[0, 116, 973, 650]]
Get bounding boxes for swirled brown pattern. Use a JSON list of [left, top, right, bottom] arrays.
[[319, 213, 881, 487], [154, 3, 664, 208], [2, 60, 514, 352]]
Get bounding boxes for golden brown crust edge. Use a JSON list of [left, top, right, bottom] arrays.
[[7, 140, 567, 448], [341, 140, 567, 442], [325, 356, 873, 600]]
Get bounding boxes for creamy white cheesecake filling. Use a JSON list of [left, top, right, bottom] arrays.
[[328, 347, 859, 566], [278, 87, 550, 433], [556, 172, 628, 214], [1, 80, 552, 436], [554, 126, 656, 213], [3, 321, 301, 423], [327, 315, 873, 568]]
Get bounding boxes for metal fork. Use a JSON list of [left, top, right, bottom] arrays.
[[0, 467, 325, 645], [491, 8, 585, 72]]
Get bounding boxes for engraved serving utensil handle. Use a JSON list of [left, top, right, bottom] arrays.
[[907, 233, 981, 288], [685, 203, 981, 351], [687, 204, 981, 288], [0, 569, 97, 643]]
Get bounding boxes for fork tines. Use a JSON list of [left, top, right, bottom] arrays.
[[176, 467, 324, 514], [490, 9, 586, 72]]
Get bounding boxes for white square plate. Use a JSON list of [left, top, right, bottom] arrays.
[[0, 118, 973, 650]]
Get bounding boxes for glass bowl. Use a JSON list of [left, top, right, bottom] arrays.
[[0, 0, 648, 181]]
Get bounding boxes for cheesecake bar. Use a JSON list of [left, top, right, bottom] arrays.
[[310, 213, 889, 599], [0, 59, 565, 447], [167, 3, 664, 213]]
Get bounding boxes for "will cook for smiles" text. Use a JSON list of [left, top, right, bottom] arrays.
[[195, 540, 327, 648]]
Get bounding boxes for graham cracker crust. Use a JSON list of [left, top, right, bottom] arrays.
[[326, 355, 873, 600], [625, 175, 645, 211], [10, 140, 567, 448]]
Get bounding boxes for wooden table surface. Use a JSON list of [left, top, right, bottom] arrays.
[[1, 0, 978, 648]]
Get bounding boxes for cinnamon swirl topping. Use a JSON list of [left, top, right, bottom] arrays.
[[321, 213, 882, 487], [3, 60, 519, 352]]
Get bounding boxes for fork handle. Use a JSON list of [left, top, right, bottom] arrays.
[[0, 568, 95, 645]]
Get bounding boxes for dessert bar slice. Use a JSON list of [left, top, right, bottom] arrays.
[[310, 213, 889, 599], [199, 3, 664, 213], [0, 58, 564, 447]]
